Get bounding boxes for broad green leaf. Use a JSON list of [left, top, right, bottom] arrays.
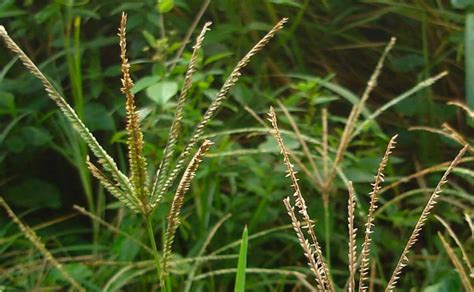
[[0, 91, 15, 114], [131, 76, 160, 94], [5, 178, 61, 209], [21, 126, 52, 146], [157, 0, 174, 13], [84, 102, 115, 131], [391, 54, 425, 73], [258, 135, 299, 151], [146, 81, 178, 105], [451, 0, 473, 9]]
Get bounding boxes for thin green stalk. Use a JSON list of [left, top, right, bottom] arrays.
[[64, 11, 99, 244], [73, 16, 83, 109], [145, 215, 164, 289], [165, 274, 172, 292], [324, 200, 331, 269], [465, 13, 474, 124]]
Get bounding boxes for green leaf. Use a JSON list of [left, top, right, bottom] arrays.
[[269, 0, 303, 8], [142, 30, 156, 47], [50, 263, 93, 283], [5, 178, 61, 209], [21, 126, 52, 146], [424, 273, 461, 291], [146, 80, 178, 105], [451, 0, 473, 9], [234, 226, 248, 292], [391, 54, 425, 73], [84, 102, 115, 131], [0, 91, 15, 114], [5, 134, 26, 153], [131, 76, 160, 94], [258, 135, 299, 151], [466, 13, 474, 110], [157, 0, 174, 13]]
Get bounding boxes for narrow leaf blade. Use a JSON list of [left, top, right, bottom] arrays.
[[234, 226, 248, 292]]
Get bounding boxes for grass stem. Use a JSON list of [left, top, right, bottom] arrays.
[[145, 215, 164, 289]]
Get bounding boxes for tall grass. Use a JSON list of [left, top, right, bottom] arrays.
[[269, 104, 467, 290], [0, 12, 286, 290]]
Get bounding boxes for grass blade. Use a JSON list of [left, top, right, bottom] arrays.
[[234, 226, 248, 292], [466, 13, 474, 111]]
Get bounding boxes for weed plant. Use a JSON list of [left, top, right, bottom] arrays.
[[0, 12, 286, 290], [264, 37, 472, 290], [0, 2, 473, 290]]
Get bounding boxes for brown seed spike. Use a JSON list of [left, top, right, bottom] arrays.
[[268, 106, 334, 291], [358, 134, 398, 292], [119, 12, 150, 208], [161, 140, 214, 280], [385, 145, 468, 292], [347, 181, 358, 292]]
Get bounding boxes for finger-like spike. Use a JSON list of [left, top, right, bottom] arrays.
[[385, 145, 467, 291], [161, 140, 213, 279], [119, 12, 150, 209], [270, 107, 333, 291], [359, 135, 398, 292], [150, 19, 287, 208]]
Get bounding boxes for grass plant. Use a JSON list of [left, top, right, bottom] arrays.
[[0, 11, 286, 290], [268, 104, 467, 290], [0, 2, 472, 290]]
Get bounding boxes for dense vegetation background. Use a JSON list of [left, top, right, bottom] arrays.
[[0, 0, 472, 291]]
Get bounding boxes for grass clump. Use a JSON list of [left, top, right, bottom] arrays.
[[269, 105, 467, 290], [266, 36, 469, 290], [0, 12, 286, 290]]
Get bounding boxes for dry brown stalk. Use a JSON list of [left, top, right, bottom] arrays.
[[441, 123, 472, 150], [347, 181, 357, 292], [447, 100, 474, 118], [244, 106, 320, 189], [385, 145, 468, 291], [161, 140, 214, 277], [0, 198, 85, 291], [244, 105, 268, 127], [379, 156, 474, 195], [368, 260, 377, 292], [277, 100, 323, 187], [358, 134, 398, 292], [435, 215, 474, 279], [283, 198, 325, 290], [410, 124, 473, 153], [268, 106, 333, 291], [328, 38, 396, 190], [466, 213, 474, 240], [437, 232, 474, 291]]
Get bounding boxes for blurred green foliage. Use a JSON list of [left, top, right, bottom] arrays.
[[0, 0, 472, 290]]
